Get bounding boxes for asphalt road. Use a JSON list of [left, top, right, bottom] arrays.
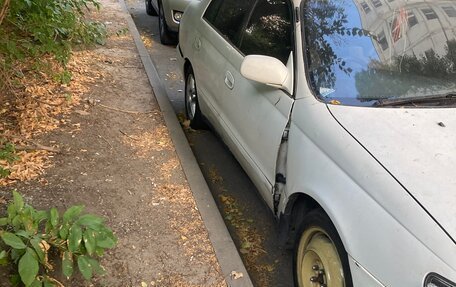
[[127, 1, 293, 286]]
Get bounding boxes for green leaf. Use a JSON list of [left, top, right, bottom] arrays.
[[12, 191, 24, 211], [88, 258, 105, 275], [50, 208, 59, 227], [12, 215, 22, 230], [77, 214, 103, 228], [1, 232, 26, 249], [96, 236, 116, 249], [19, 248, 39, 287], [0, 217, 8, 226], [94, 247, 105, 256], [62, 251, 74, 279], [0, 167, 10, 178], [30, 279, 42, 287], [21, 213, 35, 232], [15, 230, 31, 239], [77, 255, 93, 280], [59, 224, 70, 240], [0, 250, 8, 265], [7, 204, 17, 221], [63, 206, 84, 224], [11, 248, 25, 263], [68, 224, 82, 252], [34, 210, 48, 223], [44, 222, 52, 235], [83, 229, 96, 255], [30, 238, 45, 263]]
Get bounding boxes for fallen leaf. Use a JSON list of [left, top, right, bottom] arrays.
[[182, 120, 190, 129], [75, 110, 90, 116], [230, 271, 244, 280], [241, 241, 251, 249]]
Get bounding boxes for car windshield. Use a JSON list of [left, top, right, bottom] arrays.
[[302, 0, 456, 106]]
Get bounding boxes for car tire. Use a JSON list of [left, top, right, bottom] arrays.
[[293, 209, 353, 287], [185, 67, 206, 130], [158, 1, 177, 45], [145, 0, 158, 16]]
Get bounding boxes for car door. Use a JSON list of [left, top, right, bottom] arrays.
[[219, 0, 295, 208], [190, 0, 255, 130]]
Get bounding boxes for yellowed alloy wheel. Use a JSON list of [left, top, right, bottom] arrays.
[[296, 226, 345, 287]]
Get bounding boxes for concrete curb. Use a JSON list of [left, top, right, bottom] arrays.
[[117, 1, 254, 286]]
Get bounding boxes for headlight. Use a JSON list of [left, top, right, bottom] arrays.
[[424, 273, 456, 287], [173, 11, 183, 23]]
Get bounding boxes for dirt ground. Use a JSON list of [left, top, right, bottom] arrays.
[[0, 0, 226, 286]]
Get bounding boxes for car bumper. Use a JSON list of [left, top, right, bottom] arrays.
[[163, 0, 192, 32]]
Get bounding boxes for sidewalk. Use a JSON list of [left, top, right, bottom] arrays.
[[0, 0, 248, 285]]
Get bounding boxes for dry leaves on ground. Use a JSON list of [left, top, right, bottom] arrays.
[[122, 126, 173, 157], [0, 50, 109, 186]]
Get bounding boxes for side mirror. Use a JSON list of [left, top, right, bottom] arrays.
[[240, 55, 292, 93]]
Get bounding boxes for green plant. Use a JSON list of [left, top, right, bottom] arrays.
[[0, 191, 117, 286], [0, 0, 105, 63], [54, 70, 73, 85], [0, 141, 19, 178], [0, 0, 106, 91]]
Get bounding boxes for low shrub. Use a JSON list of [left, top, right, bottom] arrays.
[[0, 0, 106, 90], [0, 191, 117, 286]]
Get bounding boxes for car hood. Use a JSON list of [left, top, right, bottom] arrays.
[[329, 105, 456, 242]]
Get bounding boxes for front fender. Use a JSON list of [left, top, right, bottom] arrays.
[[283, 97, 456, 286]]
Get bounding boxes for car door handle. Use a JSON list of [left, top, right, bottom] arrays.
[[224, 71, 234, 90], [194, 38, 201, 51]]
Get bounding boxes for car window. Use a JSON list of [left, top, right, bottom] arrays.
[[239, 0, 293, 64], [203, 0, 255, 45]]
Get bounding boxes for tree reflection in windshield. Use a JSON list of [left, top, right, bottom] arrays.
[[356, 41, 456, 101], [303, 0, 355, 90], [303, 0, 456, 105]]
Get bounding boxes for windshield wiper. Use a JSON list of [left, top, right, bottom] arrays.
[[373, 93, 456, 107]]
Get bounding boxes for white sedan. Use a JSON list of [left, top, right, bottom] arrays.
[[177, 0, 456, 286]]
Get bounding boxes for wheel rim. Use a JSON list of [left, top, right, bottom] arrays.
[[185, 74, 197, 120], [296, 227, 345, 287]]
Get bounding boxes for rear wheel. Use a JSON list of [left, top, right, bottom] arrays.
[[294, 209, 353, 287], [158, 2, 177, 45], [185, 67, 206, 129], [145, 0, 157, 16]]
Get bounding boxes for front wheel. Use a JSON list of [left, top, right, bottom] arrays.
[[158, 2, 177, 45], [294, 209, 353, 287], [185, 67, 206, 129]]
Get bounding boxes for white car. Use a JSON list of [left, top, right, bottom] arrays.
[[177, 0, 456, 286], [145, 0, 191, 44]]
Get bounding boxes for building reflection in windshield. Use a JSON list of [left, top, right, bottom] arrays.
[[303, 0, 456, 105]]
